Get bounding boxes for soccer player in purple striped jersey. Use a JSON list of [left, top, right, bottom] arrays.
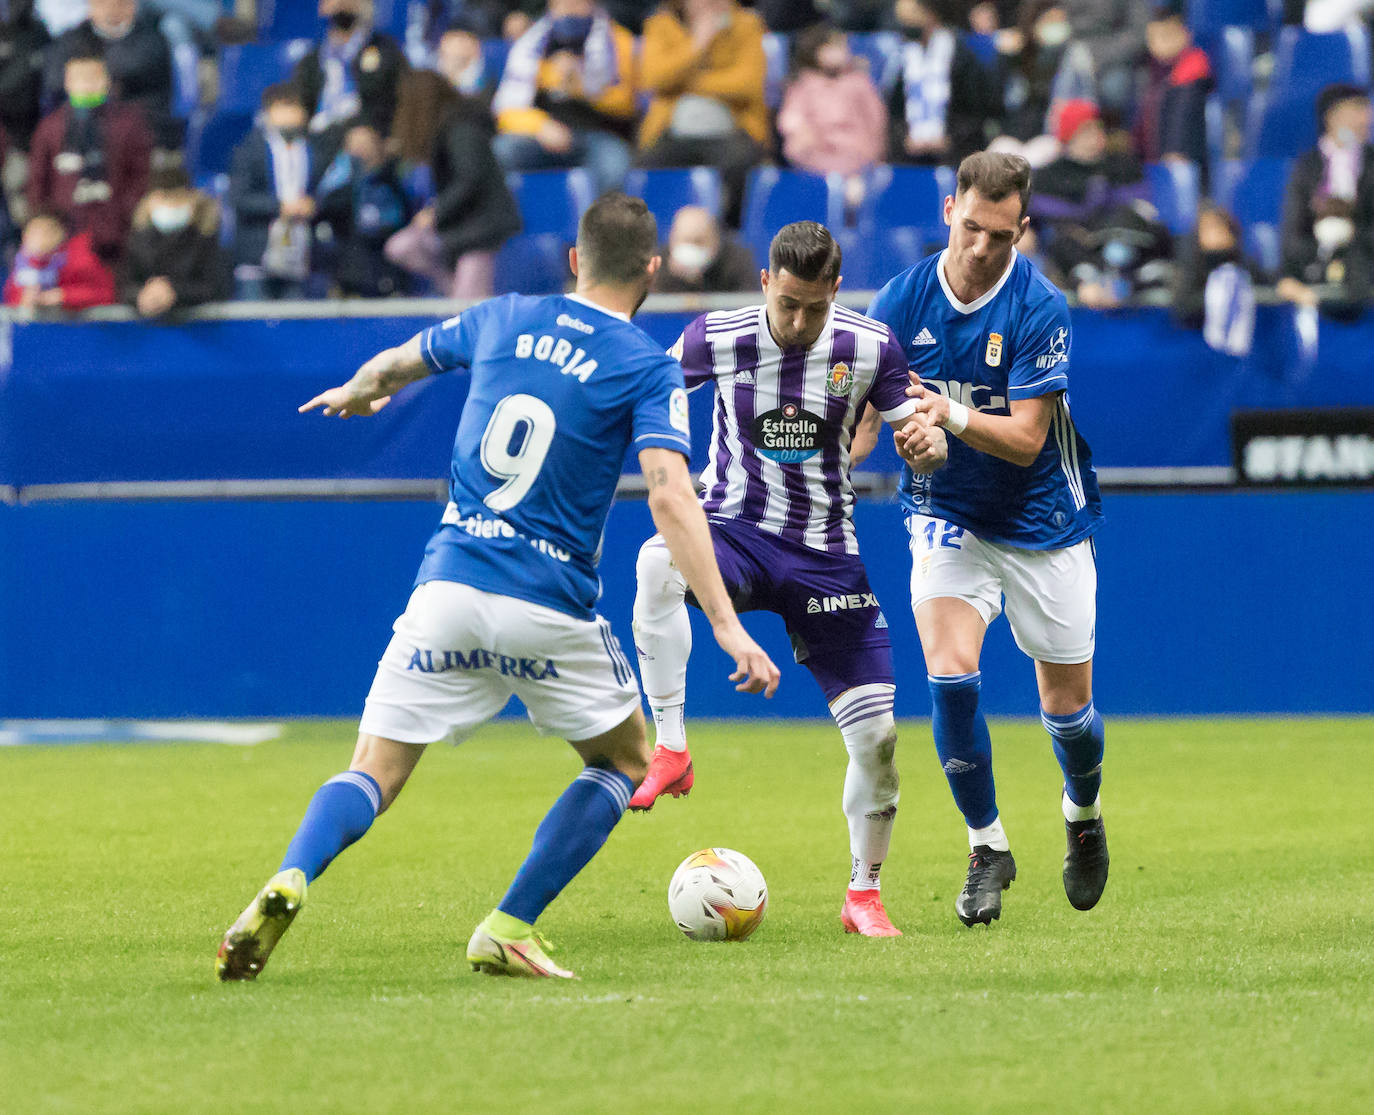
[[631, 221, 948, 937], [864, 152, 1109, 929]]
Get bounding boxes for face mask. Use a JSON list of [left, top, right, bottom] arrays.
[[1102, 239, 1136, 268], [69, 90, 107, 110], [329, 10, 360, 32], [671, 242, 713, 272], [1314, 215, 1355, 253], [149, 203, 194, 235], [276, 126, 305, 143], [1035, 20, 1072, 49], [1200, 247, 1238, 270], [901, 25, 927, 42], [1334, 126, 1361, 148]]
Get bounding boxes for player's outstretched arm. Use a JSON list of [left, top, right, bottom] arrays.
[[299, 335, 431, 419], [905, 374, 1054, 468], [638, 447, 781, 698]]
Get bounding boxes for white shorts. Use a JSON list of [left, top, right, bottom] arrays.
[[359, 580, 641, 744], [907, 515, 1097, 664]]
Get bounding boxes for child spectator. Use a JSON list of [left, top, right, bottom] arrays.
[[4, 209, 115, 308], [121, 164, 229, 316], [777, 24, 887, 179], [315, 121, 412, 296], [492, 0, 640, 194], [386, 67, 520, 298], [1172, 202, 1260, 356], [27, 49, 151, 263], [229, 83, 321, 300]]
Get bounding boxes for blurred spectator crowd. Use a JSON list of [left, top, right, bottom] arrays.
[[0, 0, 1371, 351]]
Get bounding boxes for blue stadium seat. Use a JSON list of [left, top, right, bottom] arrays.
[[216, 43, 295, 116], [1199, 25, 1255, 108], [860, 163, 951, 238], [1146, 160, 1201, 235], [1214, 156, 1293, 273], [1245, 27, 1371, 158], [740, 167, 840, 267], [256, 0, 323, 41], [623, 167, 724, 235], [1185, 0, 1280, 37], [763, 32, 789, 109], [849, 31, 900, 90], [493, 234, 570, 295], [482, 37, 511, 86], [505, 169, 597, 240], [188, 110, 255, 177], [962, 31, 998, 68]]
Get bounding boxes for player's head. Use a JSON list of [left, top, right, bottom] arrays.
[[762, 221, 841, 350], [944, 151, 1031, 290], [571, 191, 661, 310]]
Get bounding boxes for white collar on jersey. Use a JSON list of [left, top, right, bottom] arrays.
[[566, 292, 631, 323], [936, 248, 1018, 315]]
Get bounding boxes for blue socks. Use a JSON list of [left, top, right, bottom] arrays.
[[498, 765, 634, 925], [1043, 702, 1105, 807], [280, 771, 382, 883], [928, 672, 998, 830]]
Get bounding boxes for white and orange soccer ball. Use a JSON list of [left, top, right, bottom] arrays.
[[667, 848, 768, 942]]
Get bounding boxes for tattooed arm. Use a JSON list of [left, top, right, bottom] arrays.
[[638, 448, 780, 697]]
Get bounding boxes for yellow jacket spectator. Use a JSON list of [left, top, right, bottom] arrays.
[[491, 1, 639, 193], [637, 0, 768, 226]]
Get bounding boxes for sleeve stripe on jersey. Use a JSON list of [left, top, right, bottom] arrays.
[[420, 328, 442, 372], [635, 432, 691, 448], [1011, 371, 1069, 394], [877, 400, 918, 422]]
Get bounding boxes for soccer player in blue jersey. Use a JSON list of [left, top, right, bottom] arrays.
[[865, 151, 1109, 927], [215, 193, 779, 982]]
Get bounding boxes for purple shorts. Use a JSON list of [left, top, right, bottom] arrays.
[[693, 517, 894, 702]]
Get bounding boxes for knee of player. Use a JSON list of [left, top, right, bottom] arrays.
[[634, 536, 684, 601]]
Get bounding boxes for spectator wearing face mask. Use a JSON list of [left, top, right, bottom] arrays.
[[229, 83, 322, 300], [44, 0, 178, 149], [1058, 0, 1148, 117], [292, 0, 409, 159], [1172, 202, 1261, 356], [492, 0, 640, 194], [652, 203, 754, 292], [432, 18, 496, 102], [27, 49, 151, 262], [4, 208, 115, 308], [993, 0, 1095, 160], [887, 0, 1001, 167], [314, 121, 413, 296], [777, 24, 887, 179], [121, 164, 229, 316], [1277, 83, 1374, 317]]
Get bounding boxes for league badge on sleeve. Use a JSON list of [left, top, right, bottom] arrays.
[[985, 332, 1003, 367], [669, 387, 691, 434], [825, 361, 855, 397]]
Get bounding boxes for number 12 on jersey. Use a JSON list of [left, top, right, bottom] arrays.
[[479, 393, 556, 512]]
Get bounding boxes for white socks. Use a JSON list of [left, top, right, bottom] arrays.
[[633, 536, 691, 750], [1062, 791, 1102, 822], [968, 816, 1010, 851], [833, 684, 899, 891]]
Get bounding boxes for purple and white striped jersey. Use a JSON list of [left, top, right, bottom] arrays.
[[672, 304, 916, 555]]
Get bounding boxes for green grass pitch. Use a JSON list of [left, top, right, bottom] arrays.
[[3, 717, 1371, 1114]]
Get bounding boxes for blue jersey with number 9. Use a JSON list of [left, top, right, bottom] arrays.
[[414, 293, 691, 619]]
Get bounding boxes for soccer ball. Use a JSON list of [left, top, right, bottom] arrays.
[[667, 847, 768, 942]]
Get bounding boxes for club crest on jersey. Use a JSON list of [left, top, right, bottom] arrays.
[[753, 403, 824, 462], [985, 332, 1003, 367], [825, 361, 855, 397]]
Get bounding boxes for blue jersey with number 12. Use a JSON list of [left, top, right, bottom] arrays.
[[868, 249, 1103, 550], [414, 293, 691, 620]]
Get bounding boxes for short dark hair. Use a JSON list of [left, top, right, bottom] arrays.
[[64, 49, 107, 70], [262, 82, 305, 111], [768, 221, 841, 284], [149, 165, 192, 192], [577, 191, 658, 286], [956, 151, 1032, 219]]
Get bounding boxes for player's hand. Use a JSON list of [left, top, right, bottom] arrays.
[[894, 414, 948, 474], [298, 386, 392, 418], [713, 621, 780, 698], [907, 374, 952, 427]]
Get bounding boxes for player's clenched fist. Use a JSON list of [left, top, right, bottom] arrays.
[[894, 411, 948, 475]]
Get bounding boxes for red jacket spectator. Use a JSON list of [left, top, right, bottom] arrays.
[[4, 226, 117, 309], [27, 100, 152, 262], [1134, 7, 1211, 173]]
